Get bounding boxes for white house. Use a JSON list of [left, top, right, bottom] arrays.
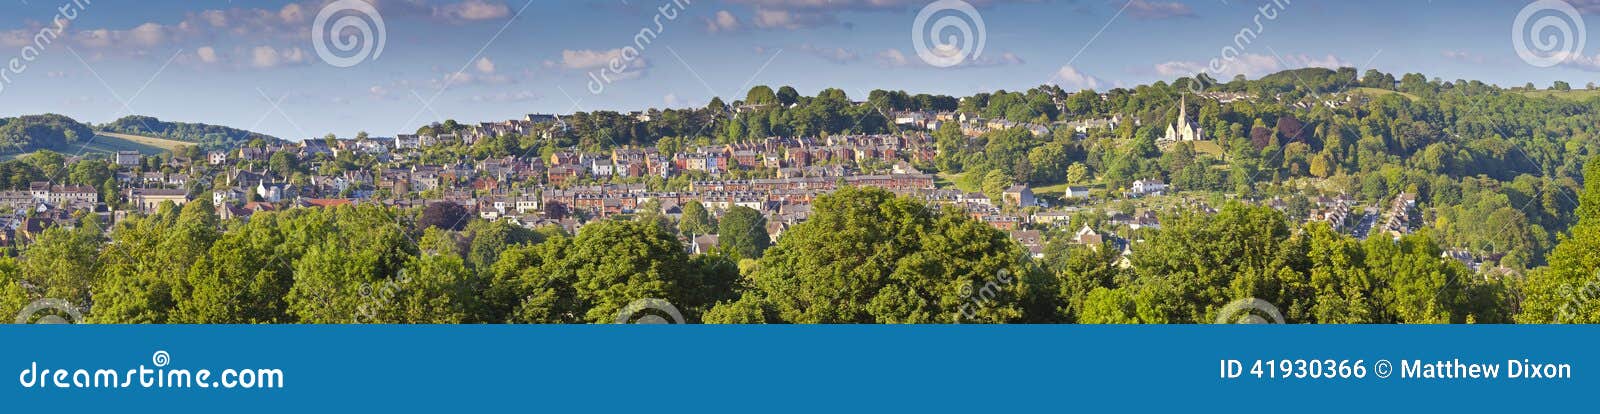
[[590, 159, 614, 177], [1131, 179, 1168, 196]]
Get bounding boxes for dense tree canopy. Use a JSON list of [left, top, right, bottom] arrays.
[[706, 187, 1043, 324]]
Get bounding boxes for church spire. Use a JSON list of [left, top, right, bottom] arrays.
[[1179, 95, 1187, 123]]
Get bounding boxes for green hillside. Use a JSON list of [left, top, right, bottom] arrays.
[[0, 115, 194, 160], [100, 115, 280, 150], [1516, 89, 1600, 101]]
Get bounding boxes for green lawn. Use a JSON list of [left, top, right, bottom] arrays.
[[1352, 87, 1419, 100], [1033, 181, 1074, 195], [936, 172, 979, 192], [0, 133, 183, 161], [1191, 141, 1225, 158], [1517, 89, 1600, 101], [95, 131, 193, 152]]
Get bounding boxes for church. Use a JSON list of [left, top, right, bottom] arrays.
[[1163, 97, 1206, 142]]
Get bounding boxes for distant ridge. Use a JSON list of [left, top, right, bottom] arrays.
[[99, 115, 284, 150]]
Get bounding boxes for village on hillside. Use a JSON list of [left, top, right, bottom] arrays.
[[1, 92, 1444, 270]]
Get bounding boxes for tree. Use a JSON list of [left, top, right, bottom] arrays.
[[776, 86, 801, 106], [418, 201, 470, 232], [92, 200, 218, 323], [717, 206, 770, 259], [713, 187, 1040, 323], [0, 258, 27, 321], [1552, 81, 1572, 91], [1079, 287, 1140, 324], [508, 220, 734, 323], [378, 231, 483, 323], [1026, 143, 1070, 184], [678, 200, 715, 235], [268, 151, 298, 177], [1521, 156, 1600, 323], [1067, 163, 1089, 184], [21, 216, 102, 308], [745, 86, 778, 106], [981, 169, 1012, 204]]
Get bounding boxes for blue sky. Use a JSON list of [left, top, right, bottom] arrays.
[[0, 0, 1596, 140]]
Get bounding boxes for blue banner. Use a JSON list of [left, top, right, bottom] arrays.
[[0, 325, 1590, 412]]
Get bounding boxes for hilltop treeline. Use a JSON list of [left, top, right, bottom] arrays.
[[0, 114, 95, 154], [100, 115, 279, 150]]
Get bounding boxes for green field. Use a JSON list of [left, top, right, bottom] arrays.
[[1191, 140, 1224, 158], [936, 172, 978, 192], [95, 131, 193, 152], [0, 132, 189, 161], [1033, 181, 1075, 195], [1352, 87, 1419, 100], [1517, 89, 1600, 101]]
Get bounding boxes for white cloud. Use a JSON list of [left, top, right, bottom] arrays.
[[874, 48, 1023, 68], [35, 0, 511, 62], [1556, 52, 1600, 72], [876, 49, 912, 67], [752, 8, 834, 30], [799, 44, 860, 64], [278, 4, 307, 24], [475, 57, 497, 74], [968, 51, 1024, 67], [1154, 53, 1350, 79], [1123, 0, 1196, 19], [468, 90, 538, 103], [1441, 50, 1484, 64], [196, 46, 221, 63], [548, 49, 625, 70], [718, 0, 1032, 30], [705, 10, 743, 33], [1052, 65, 1102, 90], [250, 46, 308, 68], [433, 0, 512, 21], [544, 49, 650, 80]]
